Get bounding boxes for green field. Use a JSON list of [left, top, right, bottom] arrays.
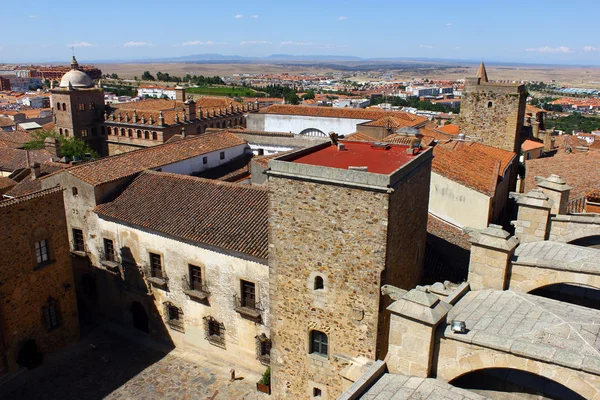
[[186, 86, 260, 97]]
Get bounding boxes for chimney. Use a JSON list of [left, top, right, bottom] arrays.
[[181, 126, 186, 139], [31, 162, 41, 179], [185, 100, 196, 120], [174, 86, 186, 102]]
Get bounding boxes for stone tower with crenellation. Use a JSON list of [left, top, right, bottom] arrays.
[[457, 63, 527, 153], [266, 140, 433, 399]]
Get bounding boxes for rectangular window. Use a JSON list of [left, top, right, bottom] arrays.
[[103, 238, 115, 261], [168, 305, 180, 321], [204, 316, 225, 346], [150, 253, 163, 279], [189, 265, 203, 291], [35, 239, 49, 265], [81, 129, 88, 137], [165, 303, 184, 332], [43, 303, 59, 330], [219, 151, 225, 160], [311, 330, 328, 357], [208, 318, 221, 337], [241, 280, 256, 309], [72, 229, 84, 252], [203, 156, 208, 164]]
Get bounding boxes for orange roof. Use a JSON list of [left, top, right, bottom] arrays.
[[436, 124, 460, 135], [258, 105, 428, 126], [521, 139, 545, 151], [440, 140, 516, 176], [344, 131, 376, 141], [526, 105, 547, 114]]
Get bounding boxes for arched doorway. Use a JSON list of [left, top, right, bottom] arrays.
[[131, 301, 149, 333], [451, 368, 585, 400]]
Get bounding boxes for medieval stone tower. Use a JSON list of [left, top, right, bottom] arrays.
[[267, 141, 433, 399], [457, 63, 527, 153], [51, 57, 106, 154]]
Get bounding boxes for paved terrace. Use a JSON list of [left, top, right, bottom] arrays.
[[360, 374, 488, 399], [444, 290, 600, 374]]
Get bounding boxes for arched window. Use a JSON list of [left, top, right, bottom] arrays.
[[64, 129, 69, 136], [120, 128, 125, 136], [72, 187, 78, 196], [61, 103, 66, 111], [79, 103, 86, 111], [310, 330, 328, 357], [59, 128, 63, 135], [152, 132, 157, 141], [314, 276, 324, 290], [56, 103, 60, 111], [128, 129, 133, 137], [136, 130, 142, 138], [144, 131, 149, 140], [90, 102, 96, 110], [488, 101, 493, 108]]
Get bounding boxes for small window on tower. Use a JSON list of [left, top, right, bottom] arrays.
[[488, 101, 493, 108], [314, 276, 324, 290]]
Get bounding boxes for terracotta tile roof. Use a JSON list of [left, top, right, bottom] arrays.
[[344, 131, 376, 141], [220, 128, 294, 138], [0, 129, 32, 147], [113, 99, 183, 111], [94, 171, 268, 259], [525, 151, 600, 198], [521, 139, 545, 152], [380, 134, 414, 146], [258, 105, 428, 125], [362, 115, 416, 129], [5, 162, 69, 197], [0, 148, 53, 172], [0, 186, 63, 209], [554, 134, 588, 150], [432, 144, 501, 197], [67, 131, 247, 186], [435, 124, 460, 135], [0, 176, 16, 190], [0, 117, 14, 128], [587, 189, 600, 202], [440, 141, 516, 176], [526, 105, 547, 114], [427, 213, 471, 250]]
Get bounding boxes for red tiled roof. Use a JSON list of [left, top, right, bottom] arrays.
[[521, 139, 545, 152], [5, 162, 69, 197], [0, 117, 14, 128], [526, 105, 547, 114], [67, 131, 247, 186], [432, 144, 501, 197], [94, 171, 268, 259], [344, 131, 376, 141], [361, 115, 418, 129], [0, 148, 53, 172], [525, 151, 600, 198], [0, 176, 16, 190], [427, 213, 471, 250], [436, 124, 460, 135], [258, 105, 428, 125], [439, 140, 516, 176], [0, 186, 63, 209]]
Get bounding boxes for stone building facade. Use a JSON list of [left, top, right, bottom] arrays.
[[0, 188, 79, 375], [457, 63, 527, 154], [266, 141, 433, 399]]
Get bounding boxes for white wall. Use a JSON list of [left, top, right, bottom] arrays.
[[161, 143, 248, 175], [92, 217, 270, 372], [247, 113, 371, 136], [429, 172, 492, 229]]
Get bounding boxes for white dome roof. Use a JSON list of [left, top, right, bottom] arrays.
[[59, 69, 93, 89]]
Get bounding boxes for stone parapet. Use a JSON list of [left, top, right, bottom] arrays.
[[537, 174, 572, 215], [385, 287, 451, 377], [511, 189, 553, 243], [466, 224, 519, 291]]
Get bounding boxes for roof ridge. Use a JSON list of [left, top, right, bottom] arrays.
[[141, 170, 268, 191], [0, 186, 63, 208]]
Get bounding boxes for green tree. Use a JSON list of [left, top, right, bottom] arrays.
[[285, 91, 300, 105], [110, 73, 119, 79], [141, 71, 155, 81], [24, 130, 98, 158], [302, 90, 315, 100]]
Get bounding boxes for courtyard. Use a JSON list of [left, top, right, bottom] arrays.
[[0, 324, 268, 400]]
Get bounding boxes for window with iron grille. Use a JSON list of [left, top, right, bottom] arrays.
[[204, 316, 225, 347], [103, 238, 115, 262], [72, 229, 84, 252], [35, 239, 49, 265], [164, 302, 184, 332], [241, 280, 256, 309], [150, 253, 162, 279], [310, 330, 328, 357], [255, 333, 271, 365], [42, 298, 59, 331]]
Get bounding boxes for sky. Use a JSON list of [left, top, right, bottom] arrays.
[[1, 0, 600, 65]]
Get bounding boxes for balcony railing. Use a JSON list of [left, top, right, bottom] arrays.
[[182, 278, 210, 301], [567, 195, 586, 214], [233, 294, 263, 321]]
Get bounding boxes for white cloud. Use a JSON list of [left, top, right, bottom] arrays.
[[525, 46, 572, 53], [234, 14, 244, 19], [338, 16, 347, 20], [446, 22, 452, 26], [240, 40, 272, 46], [280, 41, 313, 46], [30, 15, 39, 18], [584, 45, 600, 53], [250, 15, 259, 19], [420, 45, 434, 49], [181, 40, 222, 46], [124, 41, 149, 47], [68, 42, 94, 48]]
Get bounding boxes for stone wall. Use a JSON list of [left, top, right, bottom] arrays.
[[0, 189, 79, 373], [457, 81, 526, 153], [268, 157, 431, 399]]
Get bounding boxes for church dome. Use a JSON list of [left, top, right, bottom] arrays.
[[59, 56, 94, 88]]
